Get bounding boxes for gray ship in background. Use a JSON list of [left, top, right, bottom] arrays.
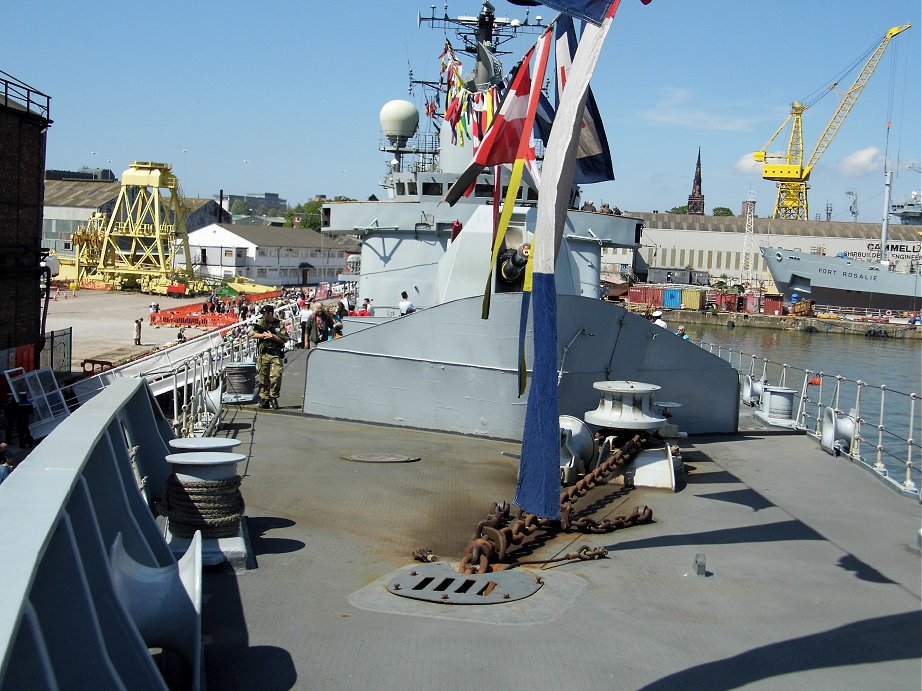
[[306, 1, 740, 436], [762, 174, 922, 312]]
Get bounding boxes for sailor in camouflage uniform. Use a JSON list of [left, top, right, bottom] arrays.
[[251, 304, 288, 409]]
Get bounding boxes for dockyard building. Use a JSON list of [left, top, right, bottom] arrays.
[[181, 223, 360, 287], [601, 211, 922, 285], [42, 179, 231, 257]]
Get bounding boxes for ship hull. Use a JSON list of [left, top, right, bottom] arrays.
[[761, 246, 922, 311]]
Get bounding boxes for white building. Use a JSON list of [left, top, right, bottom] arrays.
[[182, 223, 360, 287]]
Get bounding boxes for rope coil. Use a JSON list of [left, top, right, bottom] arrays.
[[163, 474, 245, 538]]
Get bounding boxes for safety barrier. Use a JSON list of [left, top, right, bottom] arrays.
[[0, 377, 203, 689], [698, 339, 921, 499], [150, 291, 285, 328]]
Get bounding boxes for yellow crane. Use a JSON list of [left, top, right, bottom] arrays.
[[754, 24, 911, 220], [79, 161, 210, 295]]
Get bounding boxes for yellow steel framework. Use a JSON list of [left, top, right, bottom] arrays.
[[72, 210, 107, 282], [754, 24, 910, 220], [87, 161, 208, 294]]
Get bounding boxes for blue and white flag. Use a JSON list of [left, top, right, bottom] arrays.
[[514, 0, 621, 520], [534, 14, 615, 184], [531, 1, 615, 25]]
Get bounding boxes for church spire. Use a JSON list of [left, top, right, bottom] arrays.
[[687, 147, 705, 215]]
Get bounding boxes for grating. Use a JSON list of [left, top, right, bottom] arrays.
[[387, 562, 542, 604]]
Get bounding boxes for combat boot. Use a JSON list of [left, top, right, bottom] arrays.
[[270, 398, 280, 410], [259, 399, 271, 409]]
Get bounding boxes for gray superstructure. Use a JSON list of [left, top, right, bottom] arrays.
[[891, 190, 922, 225], [305, 2, 740, 436]]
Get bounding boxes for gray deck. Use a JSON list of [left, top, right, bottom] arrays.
[[202, 348, 921, 690]]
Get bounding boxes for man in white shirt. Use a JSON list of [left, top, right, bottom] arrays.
[[652, 310, 668, 329], [398, 291, 415, 315]]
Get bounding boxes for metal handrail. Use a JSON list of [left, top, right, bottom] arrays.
[[696, 338, 921, 498]]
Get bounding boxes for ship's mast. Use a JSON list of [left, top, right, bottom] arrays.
[[413, 1, 547, 174], [880, 169, 892, 264]]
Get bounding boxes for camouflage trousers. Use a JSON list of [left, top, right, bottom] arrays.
[[257, 353, 284, 400]]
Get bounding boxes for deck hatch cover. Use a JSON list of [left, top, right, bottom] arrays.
[[386, 563, 542, 604]]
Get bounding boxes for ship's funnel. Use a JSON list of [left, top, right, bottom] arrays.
[[379, 100, 419, 148]]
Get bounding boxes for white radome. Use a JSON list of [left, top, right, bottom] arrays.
[[379, 100, 419, 146]]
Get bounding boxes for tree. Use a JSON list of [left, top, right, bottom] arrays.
[[284, 197, 356, 230], [285, 200, 323, 230], [712, 207, 734, 216], [230, 200, 249, 214], [669, 205, 688, 214]]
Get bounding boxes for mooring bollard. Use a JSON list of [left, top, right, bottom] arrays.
[[163, 452, 246, 540]]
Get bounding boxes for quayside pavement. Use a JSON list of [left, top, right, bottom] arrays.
[[199, 346, 922, 690]]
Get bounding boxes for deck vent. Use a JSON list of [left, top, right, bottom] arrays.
[[387, 562, 542, 604]]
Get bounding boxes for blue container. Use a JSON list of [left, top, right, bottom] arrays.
[[663, 288, 682, 309]]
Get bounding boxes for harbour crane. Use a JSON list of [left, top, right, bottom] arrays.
[[754, 24, 911, 221]]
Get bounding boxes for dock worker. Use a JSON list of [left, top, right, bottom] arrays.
[[251, 304, 288, 409]]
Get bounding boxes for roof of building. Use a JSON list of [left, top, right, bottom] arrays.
[[184, 197, 222, 212], [232, 214, 286, 226], [627, 211, 921, 242], [43, 179, 120, 208], [200, 223, 360, 251]]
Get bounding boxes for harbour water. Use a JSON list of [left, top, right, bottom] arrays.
[[687, 323, 920, 392]]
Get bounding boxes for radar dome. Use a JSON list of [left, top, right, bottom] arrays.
[[379, 100, 419, 146]]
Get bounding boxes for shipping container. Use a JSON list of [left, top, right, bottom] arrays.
[[744, 294, 761, 313], [647, 286, 665, 307], [647, 268, 690, 284], [690, 270, 710, 286], [714, 291, 737, 312], [763, 294, 784, 316], [663, 287, 683, 309], [681, 287, 706, 310], [628, 286, 647, 304]]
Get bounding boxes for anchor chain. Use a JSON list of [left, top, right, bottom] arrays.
[[439, 434, 654, 574]]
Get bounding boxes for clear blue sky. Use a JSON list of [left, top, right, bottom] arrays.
[[5, 0, 919, 222]]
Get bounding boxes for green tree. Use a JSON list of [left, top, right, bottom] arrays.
[[669, 205, 688, 214], [712, 207, 734, 216], [230, 200, 249, 214], [285, 200, 323, 230], [284, 197, 356, 229]]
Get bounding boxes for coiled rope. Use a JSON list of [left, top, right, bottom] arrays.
[[163, 474, 245, 538]]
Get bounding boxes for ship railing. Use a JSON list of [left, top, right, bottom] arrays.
[[697, 340, 921, 499], [0, 377, 203, 688], [66, 315, 297, 439]]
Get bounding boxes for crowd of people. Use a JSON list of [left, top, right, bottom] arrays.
[[580, 200, 622, 215]]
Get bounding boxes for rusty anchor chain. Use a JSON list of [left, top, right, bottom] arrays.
[[421, 433, 654, 575]]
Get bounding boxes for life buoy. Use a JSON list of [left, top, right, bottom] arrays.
[[885, 310, 893, 317]]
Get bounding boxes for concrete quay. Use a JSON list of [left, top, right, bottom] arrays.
[[650, 308, 922, 340]]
